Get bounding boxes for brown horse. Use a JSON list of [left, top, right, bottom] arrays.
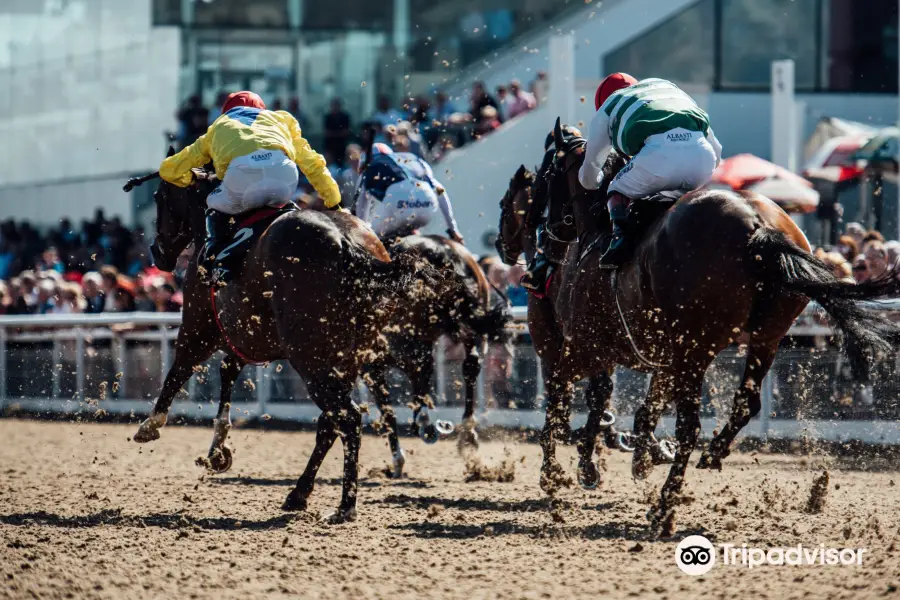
[[496, 165, 635, 493], [125, 149, 442, 523], [499, 119, 900, 534], [362, 234, 509, 476]]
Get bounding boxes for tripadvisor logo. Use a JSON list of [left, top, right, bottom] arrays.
[[675, 535, 868, 575], [676, 535, 716, 575]]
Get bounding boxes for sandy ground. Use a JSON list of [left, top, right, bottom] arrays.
[[0, 419, 898, 600]]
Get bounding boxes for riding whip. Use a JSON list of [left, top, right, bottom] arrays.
[[349, 124, 376, 213]]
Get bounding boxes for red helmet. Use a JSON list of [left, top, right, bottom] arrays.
[[594, 72, 638, 110], [221, 91, 267, 113]]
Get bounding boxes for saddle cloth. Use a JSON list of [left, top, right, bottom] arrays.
[[216, 205, 294, 282]]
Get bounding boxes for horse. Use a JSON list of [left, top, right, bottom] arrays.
[[506, 117, 900, 534], [495, 164, 655, 494], [125, 148, 446, 523], [362, 234, 510, 477]]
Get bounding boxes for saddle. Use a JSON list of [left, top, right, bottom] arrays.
[[216, 205, 294, 282], [627, 191, 679, 237], [381, 227, 421, 251], [578, 191, 680, 266]]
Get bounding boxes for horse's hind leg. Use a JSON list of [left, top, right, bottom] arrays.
[[205, 354, 245, 473], [332, 385, 363, 522], [284, 374, 360, 523], [134, 329, 219, 443], [457, 337, 485, 452], [649, 367, 704, 537], [631, 371, 675, 479], [409, 348, 451, 444], [363, 360, 406, 477], [698, 343, 778, 470], [576, 373, 614, 489], [283, 409, 338, 512]]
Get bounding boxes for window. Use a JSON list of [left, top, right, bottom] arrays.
[[824, 0, 898, 93], [152, 0, 181, 25], [604, 0, 715, 86], [302, 1, 392, 30], [719, 0, 819, 89], [195, 0, 289, 28]]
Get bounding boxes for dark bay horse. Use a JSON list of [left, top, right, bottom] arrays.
[[496, 165, 637, 493], [125, 152, 442, 523], [499, 119, 900, 534], [362, 234, 509, 476]]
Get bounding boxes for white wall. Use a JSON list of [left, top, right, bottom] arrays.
[[441, 0, 698, 103], [0, 0, 180, 226], [0, 177, 132, 225]]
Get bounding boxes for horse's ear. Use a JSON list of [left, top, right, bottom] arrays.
[[553, 117, 564, 153], [166, 145, 176, 158]]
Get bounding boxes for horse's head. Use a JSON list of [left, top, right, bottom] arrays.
[[148, 147, 213, 271], [547, 117, 627, 225], [496, 164, 535, 265]]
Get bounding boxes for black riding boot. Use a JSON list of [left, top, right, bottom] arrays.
[[599, 194, 633, 268], [199, 208, 232, 286], [521, 225, 551, 293]]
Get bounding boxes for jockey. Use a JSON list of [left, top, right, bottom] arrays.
[[158, 91, 340, 283], [354, 143, 464, 243], [579, 73, 722, 267]]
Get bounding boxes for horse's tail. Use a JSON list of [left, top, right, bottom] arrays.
[[747, 227, 900, 380], [353, 248, 443, 304], [456, 298, 512, 342]]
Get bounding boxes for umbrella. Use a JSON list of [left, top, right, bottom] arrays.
[[803, 116, 877, 163], [746, 178, 819, 214], [850, 127, 899, 167], [710, 154, 819, 214], [802, 135, 868, 184]]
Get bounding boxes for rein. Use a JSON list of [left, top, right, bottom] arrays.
[[550, 135, 669, 370], [611, 272, 670, 369]]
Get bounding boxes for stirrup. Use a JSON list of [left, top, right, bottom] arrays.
[[598, 238, 628, 270]]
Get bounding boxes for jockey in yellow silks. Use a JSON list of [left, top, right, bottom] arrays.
[[159, 91, 340, 283]]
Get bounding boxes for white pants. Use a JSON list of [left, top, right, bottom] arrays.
[[206, 149, 298, 215], [609, 128, 717, 199], [367, 180, 438, 238]]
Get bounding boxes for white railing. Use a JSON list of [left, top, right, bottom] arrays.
[[2, 302, 900, 444]]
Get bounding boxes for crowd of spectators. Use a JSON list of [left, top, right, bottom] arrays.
[[173, 75, 545, 171], [814, 221, 900, 285], [0, 211, 182, 316]]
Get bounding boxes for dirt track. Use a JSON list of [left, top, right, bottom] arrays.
[[0, 419, 898, 599]]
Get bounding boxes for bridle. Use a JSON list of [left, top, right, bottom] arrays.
[[496, 176, 531, 264]]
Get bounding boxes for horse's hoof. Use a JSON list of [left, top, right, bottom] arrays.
[[133, 421, 162, 443], [696, 451, 722, 471], [281, 491, 308, 512], [577, 460, 601, 490], [392, 449, 406, 479], [456, 427, 479, 452], [632, 447, 654, 480], [419, 420, 453, 445], [435, 419, 455, 436], [617, 431, 636, 453], [652, 439, 678, 464], [419, 424, 439, 445], [540, 464, 573, 496], [599, 410, 616, 428], [207, 445, 233, 474], [321, 507, 357, 524]]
